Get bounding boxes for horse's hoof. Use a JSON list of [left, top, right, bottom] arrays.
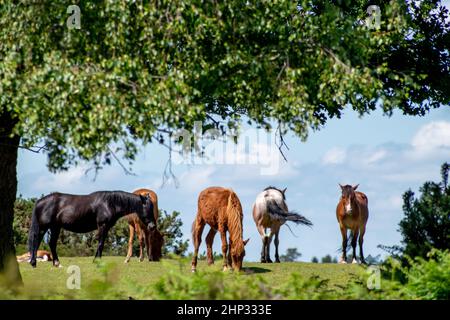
[[275, 259, 281, 263], [352, 258, 358, 264], [339, 260, 347, 264], [266, 259, 273, 263], [260, 259, 266, 263], [223, 266, 229, 272], [124, 259, 129, 264], [191, 267, 196, 273]]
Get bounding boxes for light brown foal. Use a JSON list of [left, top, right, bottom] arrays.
[[124, 188, 163, 262], [336, 184, 369, 264]]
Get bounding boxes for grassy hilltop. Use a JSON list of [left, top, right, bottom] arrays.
[[10, 252, 449, 300], [16, 256, 363, 299]]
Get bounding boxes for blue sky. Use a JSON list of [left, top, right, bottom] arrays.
[[16, 1, 450, 262], [17, 106, 450, 262]]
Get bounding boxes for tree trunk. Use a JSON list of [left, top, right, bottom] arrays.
[[0, 110, 22, 286]]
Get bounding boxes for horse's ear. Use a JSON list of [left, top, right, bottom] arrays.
[[139, 194, 146, 202], [339, 184, 344, 190], [282, 187, 287, 194], [243, 238, 250, 246], [352, 184, 359, 191]]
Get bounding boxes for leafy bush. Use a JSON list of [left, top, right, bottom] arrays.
[[401, 249, 450, 299], [380, 163, 450, 260], [157, 210, 189, 257]]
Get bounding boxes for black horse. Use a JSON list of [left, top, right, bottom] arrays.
[[28, 190, 156, 268]]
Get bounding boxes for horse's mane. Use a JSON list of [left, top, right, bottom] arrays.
[[226, 189, 244, 252], [263, 186, 285, 199], [95, 191, 143, 213]]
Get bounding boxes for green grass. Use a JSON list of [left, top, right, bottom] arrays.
[[17, 256, 364, 299]]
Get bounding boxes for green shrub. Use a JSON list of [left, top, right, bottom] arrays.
[[401, 249, 450, 299], [150, 262, 273, 300]]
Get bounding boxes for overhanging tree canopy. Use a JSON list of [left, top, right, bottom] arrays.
[[0, 0, 449, 284]]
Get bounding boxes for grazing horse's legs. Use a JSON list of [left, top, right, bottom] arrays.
[[124, 224, 135, 263], [205, 228, 217, 265], [137, 225, 146, 262], [273, 227, 281, 263], [265, 230, 274, 263], [94, 224, 109, 260], [227, 237, 232, 267], [30, 227, 48, 268], [262, 236, 269, 263], [49, 227, 61, 267], [339, 225, 348, 263], [191, 215, 205, 272], [219, 227, 230, 271], [351, 229, 359, 264], [359, 225, 366, 264], [256, 225, 267, 263], [146, 230, 152, 261], [261, 237, 268, 263]]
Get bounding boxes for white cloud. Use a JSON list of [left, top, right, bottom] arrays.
[[364, 149, 387, 165], [322, 147, 346, 165], [178, 166, 216, 192], [411, 121, 450, 152], [33, 165, 88, 192]]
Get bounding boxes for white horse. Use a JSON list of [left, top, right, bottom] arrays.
[[252, 186, 312, 263]]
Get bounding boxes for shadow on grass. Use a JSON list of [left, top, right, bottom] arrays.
[[243, 266, 271, 274]]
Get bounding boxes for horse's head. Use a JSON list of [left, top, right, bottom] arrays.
[[149, 229, 164, 261], [339, 184, 359, 215], [139, 193, 156, 231], [231, 238, 249, 271], [264, 186, 287, 200]]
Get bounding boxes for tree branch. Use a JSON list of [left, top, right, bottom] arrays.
[[322, 47, 353, 74], [275, 123, 289, 162], [107, 146, 136, 176]]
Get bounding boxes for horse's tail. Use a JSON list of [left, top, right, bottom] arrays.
[[28, 204, 40, 261], [191, 211, 203, 241], [266, 200, 313, 227]]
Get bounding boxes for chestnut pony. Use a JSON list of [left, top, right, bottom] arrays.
[[124, 188, 164, 262], [336, 184, 369, 264], [191, 187, 249, 272]]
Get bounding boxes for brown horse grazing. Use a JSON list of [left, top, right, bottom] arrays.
[[124, 188, 164, 262], [191, 187, 249, 272], [336, 184, 369, 264]]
